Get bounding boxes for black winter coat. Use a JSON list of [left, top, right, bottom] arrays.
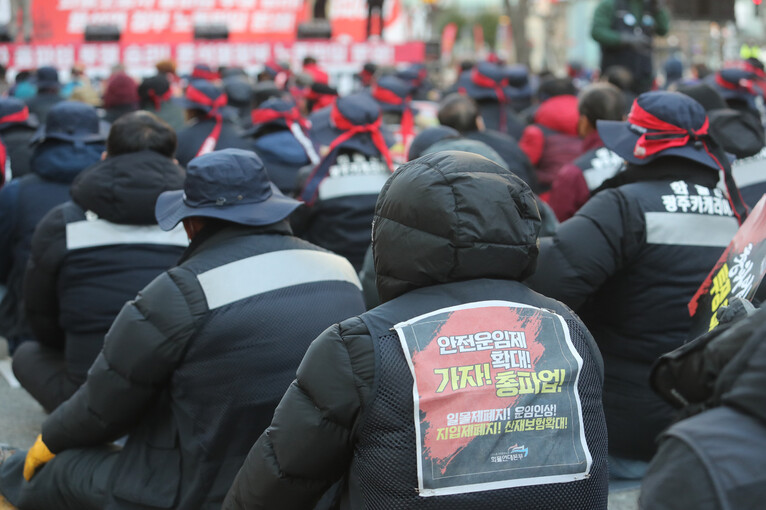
[[525, 157, 740, 460], [225, 151, 608, 510], [0, 140, 104, 341], [175, 118, 252, 167], [640, 308, 766, 510], [40, 222, 366, 510], [465, 129, 538, 192], [24, 150, 188, 388], [0, 124, 37, 179]]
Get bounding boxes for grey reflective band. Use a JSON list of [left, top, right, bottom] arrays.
[[644, 212, 738, 247], [66, 219, 188, 250], [318, 173, 389, 200], [732, 159, 766, 188], [197, 249, 362, 310]]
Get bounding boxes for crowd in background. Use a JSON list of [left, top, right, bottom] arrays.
[[0, 49, 764, 509]]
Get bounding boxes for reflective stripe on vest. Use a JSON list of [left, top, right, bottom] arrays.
[[197, 249, 362, 310], [66, 219, 188, 250], [318, 173, 389, 201], [732, 157, 766, 188], [644, 212, 738, 247]]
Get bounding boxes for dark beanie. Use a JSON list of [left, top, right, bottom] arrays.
[[408, 126, 460, 161], [103, 72, 139, 109], [677, 83, 727, 112]]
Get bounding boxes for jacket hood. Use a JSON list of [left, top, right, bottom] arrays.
[[373, 150, 541, 303], [533, 94, 579, 136], [31, 140, 104, 183], [71, 150, 186, 225]]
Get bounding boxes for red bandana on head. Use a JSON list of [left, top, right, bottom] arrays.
[[147, 88, 172, 111], [715, 73, 761, 97], [0, 106, 30, 125], [186, 84, 228, 158], [471, 67, 509, 133], [299, 102, 393, 204], [627, 98, 749, 225], [251, 105, 309, 131], [372, 85, 415, 157], [628, 101, 709, 159]]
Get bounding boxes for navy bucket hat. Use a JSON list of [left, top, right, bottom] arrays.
[[0, 97, 38, 131], [309, 92, 391, 155], [597, 91, 721, 169], [709, 68, 764, 113], [30, 101, 104, 144], [371, 75, 413, 114], [155, 148, 301, 230]]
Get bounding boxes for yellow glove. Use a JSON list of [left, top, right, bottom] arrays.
[[23, 435, 55, 481]]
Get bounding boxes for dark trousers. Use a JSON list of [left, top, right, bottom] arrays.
[[12, 342, 81, 413], [0, 447, 118, 510]]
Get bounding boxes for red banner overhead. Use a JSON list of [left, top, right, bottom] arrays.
[[29, 0, 401, 44]]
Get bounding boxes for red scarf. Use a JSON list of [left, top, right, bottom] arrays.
[[372, 85, 415, 156], [471, 68, 508, 133], [186, 84, 228, 158], [299, 103, 393, 204], [147, 88, 172, 111]]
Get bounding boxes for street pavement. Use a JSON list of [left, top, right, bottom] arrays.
[[0, 337, 640, 509]]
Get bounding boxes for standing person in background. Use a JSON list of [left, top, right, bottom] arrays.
[[0, 102, 105, 355], [592, 0, 670, 94], [8, 0, 32, 43]]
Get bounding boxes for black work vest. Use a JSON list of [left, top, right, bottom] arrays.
[[574, 147, 624, 192], [345, 278, 608, 510], [663, 407, 766, 509]]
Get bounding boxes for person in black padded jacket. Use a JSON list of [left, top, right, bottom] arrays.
[[225, 151, 608, 510], [14, 111, 188, 412]]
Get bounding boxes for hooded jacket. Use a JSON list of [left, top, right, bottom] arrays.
[[0, 140, 104, 341], [525, 157, 740, 460], [224, 151, 608, 510], [22, 150, 188, 399], [38, 219, 366, 509], [518, 95, 584, 194]]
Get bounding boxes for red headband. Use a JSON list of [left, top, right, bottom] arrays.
[[186, 85, 228, 158], [372, 86, 405, 106], [251, 106, 309, 131], [147, 89, 172, 111], [329, 103, 392, 170], [0, 106, 30, 125], [191, 68, 220, 81], [628, 101, 709, 159], [715, 74, 759, 96], [471, 68, 509, 133]]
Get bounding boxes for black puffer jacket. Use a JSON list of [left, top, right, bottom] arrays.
[[23, 151, 188, 393], [40, 221, 366, 509], [225, 151, 608, 510], [0, 140, 104, 343], [640, 308, 766, 510], [0, 123, 37, 179], [525, 157, 740, 460]]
